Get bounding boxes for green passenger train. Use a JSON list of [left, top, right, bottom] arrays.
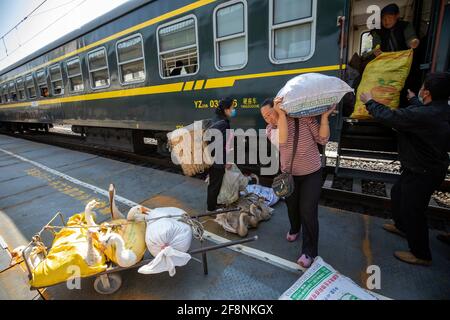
[[0, 0, 448, 157]]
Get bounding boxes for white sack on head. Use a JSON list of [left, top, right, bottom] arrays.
[[276, 73, 354, 118], [137, 207, 192, 277]]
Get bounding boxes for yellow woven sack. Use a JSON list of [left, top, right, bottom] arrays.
[[101, 219, 147, 265], [352, 49, 413, 119], [30, 214, 107, 288]]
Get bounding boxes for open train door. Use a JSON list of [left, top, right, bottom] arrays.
[[335, 0, 448, 174]]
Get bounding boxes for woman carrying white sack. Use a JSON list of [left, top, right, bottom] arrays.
[[261, 98, 334, 268], [137, 207, 193, 277], [261, 73, 352, 268]]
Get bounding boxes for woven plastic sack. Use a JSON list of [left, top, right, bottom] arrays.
[[352, 49, 413, 119], [30, 213, 107, 288], [217, 164, 249, 206], [167, 120, 213, 177], [279, 257, 380, 300], [276, 73, 354, 118], [138, 207, 192, 277]]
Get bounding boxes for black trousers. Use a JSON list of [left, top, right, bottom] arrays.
[[391, 168, 446, 260], [207, 166, 225, 211], [285, 168, 322, 258]]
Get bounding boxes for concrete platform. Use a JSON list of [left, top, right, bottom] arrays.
[[0, 134, 449, 300]]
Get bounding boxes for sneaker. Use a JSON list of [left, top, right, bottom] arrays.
[[394, 251, 432, 266], [297, 254, 313, 268], [286, 231, 299, 242]]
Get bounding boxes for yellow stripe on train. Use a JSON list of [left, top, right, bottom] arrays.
[[0, 64, 346, 109]]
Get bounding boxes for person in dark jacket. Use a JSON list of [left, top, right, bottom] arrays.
[[370, 3, 420, 58], [206, 98, 236, 212], [360, 72, 450, 266]]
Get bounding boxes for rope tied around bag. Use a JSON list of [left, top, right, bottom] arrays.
[[41, 214, 207, 241]]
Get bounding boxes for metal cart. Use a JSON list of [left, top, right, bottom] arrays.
[[22, 208, 256, 295]]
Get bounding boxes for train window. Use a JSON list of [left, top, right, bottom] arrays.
[[66, 57, 84, 92], [16, 78, 26, 100], [25, 74, 37, 99], [360, 32, 373, 55], [36, 69, 49, 98], [87, 47, 110, 89], [49, 64, 64, 95], [2, 84, 9, 102], [269, 0, 316, 64], [116, 34, 145, 85], [157, 15, 199, 78], [9, 82, 17, 102], [214, 0, 248, 71]]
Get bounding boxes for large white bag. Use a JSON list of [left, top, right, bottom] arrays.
[[138, 207, 192, 277], [276, 73, 354, 117], [279, 257, 380, 300]]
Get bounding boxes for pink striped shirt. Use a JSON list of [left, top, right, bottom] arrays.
[[266, 117, 329, 176]]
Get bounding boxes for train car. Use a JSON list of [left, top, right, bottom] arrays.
[[0, 0, 448, 161]]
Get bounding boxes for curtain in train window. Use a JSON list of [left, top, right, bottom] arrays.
[[49, 64, 64, 95], [25, 75, 36, 99], [117, 35, 145, 84], [87, 48, 110, 89], [66, 57, 84, 92], [16, 78, 26, 100], [215, 1, 247, 70], [270, 0, 314, 62], [158, 17, 198, 78]]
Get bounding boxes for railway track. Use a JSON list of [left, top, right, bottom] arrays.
[[2, 128, 449, 229]]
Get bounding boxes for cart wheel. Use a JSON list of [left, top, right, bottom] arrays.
[[93, 274, 122, 295]]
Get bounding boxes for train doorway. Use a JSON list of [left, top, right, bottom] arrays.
[[335, 0, 446, 172]]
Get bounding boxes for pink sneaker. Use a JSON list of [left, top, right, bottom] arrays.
[[297, 254, 313, 268], [286, 232, 299, 242]]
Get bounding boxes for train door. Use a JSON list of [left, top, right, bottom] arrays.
[[335, 0, 446, 173]]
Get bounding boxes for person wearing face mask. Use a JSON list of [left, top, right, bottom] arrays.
[[206, 97, 236, 212], [260, 98, 335, 268], [360, 72, 450, 266]]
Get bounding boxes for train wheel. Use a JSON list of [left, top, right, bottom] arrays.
[[93, 274, 122, 295]]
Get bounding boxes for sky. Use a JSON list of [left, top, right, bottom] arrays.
[[0, 0, 131, 71]]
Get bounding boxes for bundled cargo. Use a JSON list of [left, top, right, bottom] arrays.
[[138, 207, 193, 277], [167, 120, 214, 177], [279, 257, 382, 300], [352, 49, 413, 119], [276, 73, 354, 118], [29, 213, 108, 288], [215, 193, 273, 237]]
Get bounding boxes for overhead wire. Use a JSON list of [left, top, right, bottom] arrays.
[[0, 0, 88, 64]]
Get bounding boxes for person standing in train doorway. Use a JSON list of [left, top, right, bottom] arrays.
[[369, 3, 420, 58], [206, 98, 236, 212], [360, 72, 450, 266], [261, 98, 335, 268], [369, 3, 422, 101]]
